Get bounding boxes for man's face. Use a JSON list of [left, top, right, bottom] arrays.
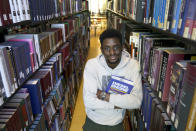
[[101, 37, 122, 69]]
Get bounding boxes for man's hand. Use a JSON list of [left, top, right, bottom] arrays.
[[96, 89, 102, 99], [96, 89, 110, 102]]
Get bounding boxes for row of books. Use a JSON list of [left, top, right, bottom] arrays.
[[0, 74, 63, 130], [0, 22, 89, 131], [107, 0, 196, 40], [0, 0, 89, 26], [142, 62, 196, 131], [124, 22, 196, 130], [107, 13, 196, 130], [0, 14, 89, 104], [141, 84, 175, 131]]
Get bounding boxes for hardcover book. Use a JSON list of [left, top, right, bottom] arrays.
[[175, 61, 196, 131], [105, 75, 134, 94]]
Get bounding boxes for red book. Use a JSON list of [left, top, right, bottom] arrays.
[[0, 108, 22, 130], [4, 0, 12, 25], [32, 70, 52, 99], [161, 49, 185, 102]]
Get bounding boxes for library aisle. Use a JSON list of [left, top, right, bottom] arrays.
[[69, 22, 105, 131]]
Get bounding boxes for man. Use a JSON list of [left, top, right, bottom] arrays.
[[83, 29, 143, 131]]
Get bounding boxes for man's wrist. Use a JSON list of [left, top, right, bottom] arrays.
[[100, 92, 106, 100]]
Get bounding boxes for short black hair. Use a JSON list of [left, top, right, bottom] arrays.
[[99, 28, 122, 46]]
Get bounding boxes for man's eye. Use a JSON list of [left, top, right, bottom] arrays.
[[104, 47, 110, 51]]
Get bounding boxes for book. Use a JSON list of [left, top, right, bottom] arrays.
[[135, 0, 146, 23], [0, 46, 16, 97], [51, 23, 67, 42], [146, 92, 156, 131], [170, 0, 182, 34], [149, 98, 160, 130], [177, 0, 190, 36], [174, 61, 196, 131], [142, 37, 177, 78], [5, 34, 39, 72], [3, 102, 26, 130], [12, 92, 34, 125], [105, 75, 134, 94], [158, 113, 175, 131], [185, 85, 196, 131], [1, 41, 32, 86], [150, 47, 183, 91], [7, 98, 29, 128], [166, 0, 176, 31], [12, 0, 21, 22], [158, 48, 185, 101], [167, 60, 188, 122], [0, 116, 16, 130], [22, 79, 43, 115], [183, 0, 196, 38], [32, 70, 52, 99]]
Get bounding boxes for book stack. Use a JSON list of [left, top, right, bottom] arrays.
[[1, 93, 34, 130], [108, 0, 196, 40], [0, 10, 90, 130]]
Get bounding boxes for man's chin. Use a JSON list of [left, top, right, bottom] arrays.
[[108, 59, 119, 64]]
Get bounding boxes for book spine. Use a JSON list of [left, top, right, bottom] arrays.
[[177, 0, 189, 36], [23, 0, 30, 20], [8, 0, 17, 23], [185, 89, 196, 131], [0, 49, 12, 97], [162, 54, 184, 102], [158, 51, 168, 99]]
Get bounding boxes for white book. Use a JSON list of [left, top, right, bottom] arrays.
[[34, 34, 43, 66], [9, 0, 17, 23], [53, 53, 63, 74], [23, 0, 31, 20], [17, 0, 26, 21], [51, 24, 66, 42], [12, 0, 21, 22], [0, 17, 2, 26], [0, 47, 15, 97]]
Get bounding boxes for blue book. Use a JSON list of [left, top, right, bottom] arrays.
[[22, 79, 43, 115], [141, 85, 146, 117], [171, 0, 183, 34], [152, 0, 159, 27], [182, 0, 196, 38], [161, 0, 167, 29], [105, 75, 134, 94], [1, 42, 25, 86], [177, 0, 190, 36], [6, 41, 32, 83], [145, 0, 150, 23], [144, 87, 152, 126], [146, 92, 156, 131]]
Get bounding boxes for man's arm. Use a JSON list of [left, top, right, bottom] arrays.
[[96, 89, 121, 109], [96, 63, 143, 110], [108, 63, 143, 109], [83, 60, 115, 110]]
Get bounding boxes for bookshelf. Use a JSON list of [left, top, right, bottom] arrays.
[[107, 0, 196, 131], [0, 0, 90, 130], [107, 9, 196, 49]]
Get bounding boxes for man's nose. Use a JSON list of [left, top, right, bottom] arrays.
[[109, 48, 115, 55]]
